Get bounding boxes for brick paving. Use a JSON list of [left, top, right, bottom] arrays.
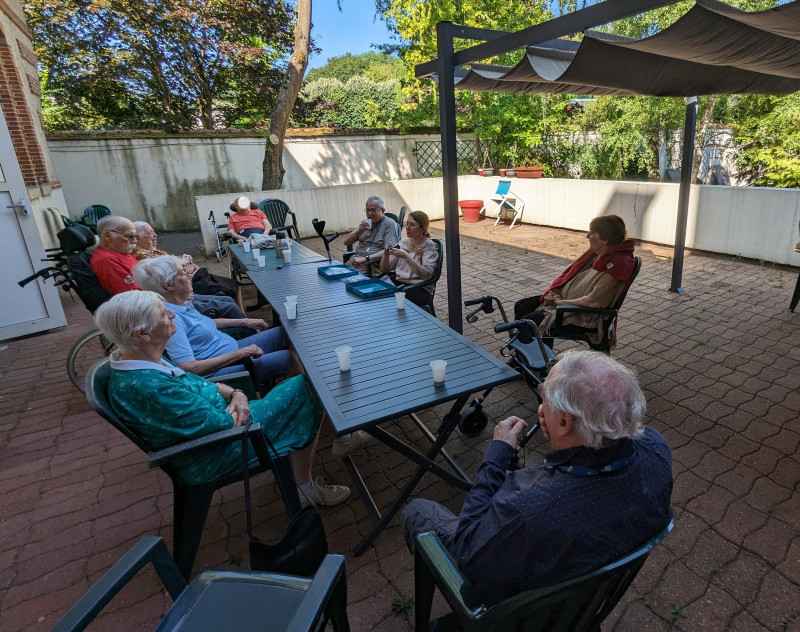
[[1, 219, 799, 631]]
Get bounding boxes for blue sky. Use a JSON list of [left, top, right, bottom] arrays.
[[309, 1, 395, 69]]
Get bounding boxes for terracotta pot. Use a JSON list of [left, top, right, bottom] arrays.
[[505, 168, 516, 177], [479, 167, 494, 177], [515, 166, 543, 179], [458, 200, 483, 223], [499, 168, 507, 176]]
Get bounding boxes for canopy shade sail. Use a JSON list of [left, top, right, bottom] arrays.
[[443, 1, 800, 97], [416, 0, 800, 333]]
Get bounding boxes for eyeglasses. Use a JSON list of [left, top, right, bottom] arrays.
[[109, 229, 138, 242], [365, 208, 382, 215]]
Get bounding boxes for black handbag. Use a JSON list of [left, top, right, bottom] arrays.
[[241, 423, 328, 577]]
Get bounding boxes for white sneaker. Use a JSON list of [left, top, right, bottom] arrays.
[[331, 430, 375, 458], [299, 476, 351, 507]]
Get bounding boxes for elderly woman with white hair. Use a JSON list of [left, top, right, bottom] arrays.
[[93, 291, 351, 504], [132, 254, 295, 385]]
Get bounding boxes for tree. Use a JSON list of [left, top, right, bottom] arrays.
[[24, 0, 295, 131], [263, 0, 311, 190], [305, 51, 404, 84]]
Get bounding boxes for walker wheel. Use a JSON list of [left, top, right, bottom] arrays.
[[459, 407, 489, 437]]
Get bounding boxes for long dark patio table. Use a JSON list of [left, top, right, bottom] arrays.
[[278, 297, 519, 554]]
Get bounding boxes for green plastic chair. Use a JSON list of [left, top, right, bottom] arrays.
[[258, 198, 301, 242], [85, 359, 301, 579], [79, 204, 111, 231], [414, 521, 673, 631], [50, 536, 350, 632], [384, 205, 407, 231]]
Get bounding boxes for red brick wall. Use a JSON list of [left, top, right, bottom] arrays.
[[0, 27, 49, 186]]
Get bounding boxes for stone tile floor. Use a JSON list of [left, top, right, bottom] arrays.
[[1, 219, 799, 631]]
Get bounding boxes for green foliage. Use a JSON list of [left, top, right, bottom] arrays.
[[298, 75, 399, 128], [731, 92, 800, 188], [24, 0, 295, 131], [391, 594, 414, 620], [306, 51, 404, 83]]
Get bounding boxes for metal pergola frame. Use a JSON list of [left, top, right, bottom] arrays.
[[416, 0, 703, 333]]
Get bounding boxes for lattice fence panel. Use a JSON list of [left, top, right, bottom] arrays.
[[414, 139, 479, 176]]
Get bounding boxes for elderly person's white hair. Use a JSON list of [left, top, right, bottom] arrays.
[[132, 255, 181, 295], [133, 220, 152, 236], [542, 350, 645, 449], [366, 195, 384, 209], [94, 291, 165, 351], [96, 214, 127, 237]]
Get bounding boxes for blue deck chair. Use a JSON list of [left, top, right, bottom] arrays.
[[480, 179, 525, 229]]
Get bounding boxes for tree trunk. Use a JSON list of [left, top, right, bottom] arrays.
[[691, 97, 716, 183], [262, 0, 311, 190]]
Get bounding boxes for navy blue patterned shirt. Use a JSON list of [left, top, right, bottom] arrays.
[[451, 427, 673, 604]]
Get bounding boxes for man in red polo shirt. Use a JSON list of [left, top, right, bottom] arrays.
[[91, 215, 246, 319], [91, 215, 141, 294]]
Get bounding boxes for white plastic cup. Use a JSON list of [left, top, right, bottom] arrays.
[[283, 249, 292, 263], [336, 346, 351, 371], [364, 218, 372, 228], [430, 360, 447, 384], [395, 291, 406, 309], [252, 248, 260, 259], [258, 256, 266, 267], [243, 241, 251, 253], [285, 295, 298, 305], [284, 302, 297, 320]]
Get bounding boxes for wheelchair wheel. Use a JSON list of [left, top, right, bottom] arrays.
[[66, 329, 114, 392]]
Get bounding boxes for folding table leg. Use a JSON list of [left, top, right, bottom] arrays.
[[353, 394, 470, 556]]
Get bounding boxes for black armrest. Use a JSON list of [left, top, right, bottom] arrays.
[[147, 422, 284, 468], [208, 370, 258, 399], [50, 536, 186, 632], [553, 305, 618, 329], [285, 555, 348, 632]]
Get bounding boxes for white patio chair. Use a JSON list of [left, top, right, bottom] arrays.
[[480, 178, 525, 229]]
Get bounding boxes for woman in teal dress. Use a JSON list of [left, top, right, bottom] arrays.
[[94, 290, 351, 506]]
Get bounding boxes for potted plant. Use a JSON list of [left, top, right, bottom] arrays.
[[458, 200, 483, 223]]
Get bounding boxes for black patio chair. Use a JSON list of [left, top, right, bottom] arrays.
[[414, 520, 673, 632], [547, 255, 642, 353], [51, 535, 350, 632], [85, 359, 301, 579], [384, 205, 407, 231], [258, 198, 301, 242]]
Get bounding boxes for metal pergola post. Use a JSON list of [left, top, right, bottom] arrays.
[[670, 96, 698, 293], [436, 21, 464, 333]]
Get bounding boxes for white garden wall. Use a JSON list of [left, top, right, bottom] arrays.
[[196, 176, 800, 267]]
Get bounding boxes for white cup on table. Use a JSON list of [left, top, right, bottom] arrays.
[[252, 248, 260, 259], [258, 256, 266, 267], [243, 241, 251, 253], [395, 291, 406, 309], [284, 302, 297, 320], [283, 249, 292, 263], [336, 346, 351, 371], [430, 360, 447, 384]]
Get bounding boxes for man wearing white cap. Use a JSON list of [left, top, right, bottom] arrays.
[[227, 196, 272, 241]]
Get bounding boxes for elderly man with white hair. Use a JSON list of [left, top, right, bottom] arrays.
[[343, 195, 401, 274], [402, 350, 673, 606]]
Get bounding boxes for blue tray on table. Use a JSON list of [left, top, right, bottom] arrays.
[[318, 264, 359, 280], [345, 278, 396, 300]]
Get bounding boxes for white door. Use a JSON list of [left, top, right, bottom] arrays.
[[0, 104, 66, 341]]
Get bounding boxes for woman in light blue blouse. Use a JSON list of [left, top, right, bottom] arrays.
[[94, 291, 351, 506]]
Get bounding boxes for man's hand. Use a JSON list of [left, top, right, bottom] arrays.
[[493, 416, 528, 448], [358, 219, 371, 232], [350, 255, 367, 266]]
